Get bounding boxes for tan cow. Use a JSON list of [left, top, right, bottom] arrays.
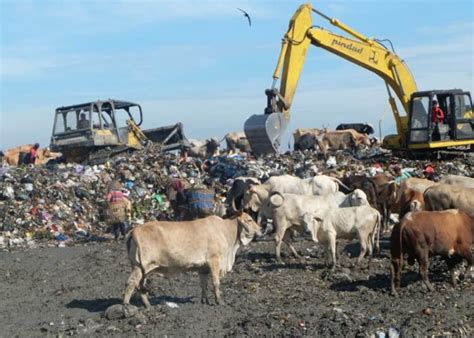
[[316, 131, 356, 154], [123, 213, 261, 308], [439, 175, 474, 189], [4, 144, 62, 165], [293, 128, 327, 144], [332, 129, 371, 148], [424, 184, 474, 217], [225, 131, 251, 154]]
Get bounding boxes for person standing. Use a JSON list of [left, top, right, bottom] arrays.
[[106, 180, 131, 240]]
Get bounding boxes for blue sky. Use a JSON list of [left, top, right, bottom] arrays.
[[1, 0, 473, 150]]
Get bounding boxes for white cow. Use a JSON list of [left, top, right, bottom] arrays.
[[123, 213, 261, 307], [306, 205, 381, 268], [260, 192, 338, 262], [243, 174, 350, 212]]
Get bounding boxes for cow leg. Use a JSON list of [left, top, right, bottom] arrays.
[[209, 258, 222, 305], [357, 232, 368, 265], [274, 221, 287, 263], [123, 266, 143, 306], [390, 258, 401, 296], [282, 230, 300, 259], [138, 278, 151, 309], [417, 252, 434, 292], [199, 271, 210, 305], [446, 257, 460, 287], [328, 233, 337, 270]]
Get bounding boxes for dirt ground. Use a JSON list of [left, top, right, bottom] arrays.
[[1, 235, 472, 336]]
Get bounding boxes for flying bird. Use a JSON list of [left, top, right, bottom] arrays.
[[237, 8, 251, 27]]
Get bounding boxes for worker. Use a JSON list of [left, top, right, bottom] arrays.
[[106, 180, 131, 240], [431, 100, 445, 124], [392, 165, 411, 184], [431, 100, 445, 141], [77, 113, 90, 129], [422, 165, 439, 182], [22, 143, 40, 165]]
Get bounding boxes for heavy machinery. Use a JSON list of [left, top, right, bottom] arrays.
[[50, 99, 189, 163], [244, 3, 474, 155]]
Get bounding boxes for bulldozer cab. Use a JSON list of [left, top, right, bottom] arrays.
[[408, 90, 474, 149], [51, 100, 145, 160]]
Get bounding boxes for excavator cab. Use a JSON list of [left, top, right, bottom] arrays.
[[408, 90, 474, 149]]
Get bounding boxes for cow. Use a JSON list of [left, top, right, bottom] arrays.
[[390, 210, 474, 296], [341, 174, 396, 232], [316, 131, 356, 155], [398, 188, 425, 220], [260, 192, 340, 262], [333, 128, 372, 148], [336, 123, 374, 135], [294, 133, 318, 151], [225, 131, 251, 154], [424, 184, 474, 216], [226, 177, 260, 214], [3, 144, 62, 165], [293, 128, 327, 149], [395, 177, 435, 208], [306, 205, 381, 268], [123, 212, 262, 308], [439, 175, 474, 189], [185, 138, 220, 159], [243, 174, 350, 214]]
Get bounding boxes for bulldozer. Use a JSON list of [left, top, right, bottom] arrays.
[[244, 3, 474, 156], [50, 99, 189, 163]]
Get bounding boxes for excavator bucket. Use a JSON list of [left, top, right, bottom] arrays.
[[244, 113, 288, 156]]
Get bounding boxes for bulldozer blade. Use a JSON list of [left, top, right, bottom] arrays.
[[244, 113, 288, 156]]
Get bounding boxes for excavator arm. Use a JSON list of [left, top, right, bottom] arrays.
[[245, 3, 418, 155]]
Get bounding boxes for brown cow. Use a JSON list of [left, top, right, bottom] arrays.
[[395, 177, 435, 209], [390, 210, 473, 296], [424, 184, 474, 217], [398, 188, 425, 220], [123, 213, 261, 308]]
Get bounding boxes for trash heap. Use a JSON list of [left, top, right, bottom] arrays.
[[1, 144, 473, 250]]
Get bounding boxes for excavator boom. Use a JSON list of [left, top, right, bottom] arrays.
[[244, 3, 419, 155]]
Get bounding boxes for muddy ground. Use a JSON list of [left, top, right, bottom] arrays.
[[1, 235, 472, 336]]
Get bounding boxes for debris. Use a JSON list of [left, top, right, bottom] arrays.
[[423, 307, 433, 316], [165, 302, 179, 309]]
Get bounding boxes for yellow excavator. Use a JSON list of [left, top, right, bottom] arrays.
[[244, 3, 474, 155]]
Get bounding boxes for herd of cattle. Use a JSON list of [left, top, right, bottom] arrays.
[[185, 125, 376, 158], [123, 171, 474, 308]]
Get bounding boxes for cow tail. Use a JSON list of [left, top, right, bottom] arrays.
[[328, 177, 351, 192], [127, 229, 146, 277], [371, 210, 381, 255]]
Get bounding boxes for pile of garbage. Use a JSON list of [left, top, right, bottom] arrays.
[[1, 144, 473, 250]]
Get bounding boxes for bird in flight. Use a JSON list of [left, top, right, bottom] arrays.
[[237, 8, 251, 27]]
